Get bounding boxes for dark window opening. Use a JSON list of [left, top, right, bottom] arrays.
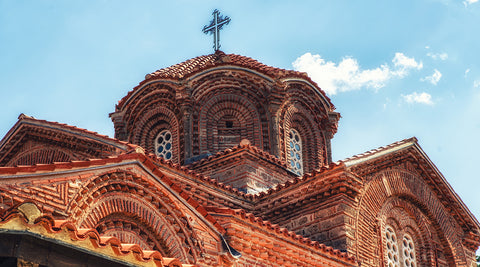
[[225, 121, 234, 128]]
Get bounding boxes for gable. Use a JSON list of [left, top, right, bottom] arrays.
[[342, 138, 480, 265], [0, 153, 227, 265], [0, 114, 132, 166]]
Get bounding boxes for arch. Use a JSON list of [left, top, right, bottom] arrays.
[[91, 201, 175, 257], [355, 167, 466, 266], [189, 68, 271, 103], [190, 70, 271, 154], [196, 94, 262, 154], [115, 82, 184, 162], [131, 107, 182, 163], [380, 200, 431, 266], [122, 83, 178, 130], [69, 171, 203, 264], [8, 145, 76, 166], [278, 100, 327, 173]]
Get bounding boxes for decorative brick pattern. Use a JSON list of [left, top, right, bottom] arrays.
[[114, 83, 184, 164], [112, 51, 338, 170], [0, 115, 130, 166], [1, 52, 479, 267], [196, 93, 263, 154], [355, 167, 468, 266]]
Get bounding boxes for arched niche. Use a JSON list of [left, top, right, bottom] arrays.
[[354, 167, 467, 266], [68, 171, 204, 264]]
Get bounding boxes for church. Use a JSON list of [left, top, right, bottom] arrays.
[[0, 11, 479, 267]]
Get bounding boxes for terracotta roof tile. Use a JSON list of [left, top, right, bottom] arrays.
[[207, 207, 357, 265], [253, 162, 345, 199], [338, 137, 418, 166], [187, 142, 288, 169], [0, 114, 138, 152], [0, 153, 227, 236], [0, 202, 188, 267], [117, 51, 333, 110]]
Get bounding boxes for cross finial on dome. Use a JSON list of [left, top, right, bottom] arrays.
[[202, 9, 231, 51]]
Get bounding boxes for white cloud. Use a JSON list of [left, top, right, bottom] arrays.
[[465, 69, 470, 77], [292, 52, 423, 95], [422, 69, 442, 85], [402, 92, 434, 105], [392, 53, 423, 73], [474, 80, 480, 88], [427, 52, 448, 60], [464, 0, 478, 6]]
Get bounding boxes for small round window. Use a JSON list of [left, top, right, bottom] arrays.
[[155, 130, 173, 160]]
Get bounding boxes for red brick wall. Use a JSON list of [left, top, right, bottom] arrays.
[[113, 67, 339, 174], [354, 167, 471, 266]]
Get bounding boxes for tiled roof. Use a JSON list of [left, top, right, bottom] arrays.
[[158, 143, 346, 201], [338, 137, 480, 237], [253, 162, 345, 199], [0, 152, 226, 235], [0, 114, 137, 152], [338, 137, 418, 167], [187, 142, 288, 169], [207, 207, 357, 265], [0, 202, 190, 267], [149, 153, 255, 200], [117, 51, 333, 109], [146, 51, 304, 80]]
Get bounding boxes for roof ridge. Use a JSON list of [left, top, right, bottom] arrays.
[[187, 142, 288, 168], [0, 154, 132, 175], [10, 113, 136, 150], [338, 137, 418, 165], [254, 162, 344, 199], [206, 206, 357, 264], [116, 51, 334, 110]]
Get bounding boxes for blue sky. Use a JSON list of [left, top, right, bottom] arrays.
[[1, 0, 479, 235]]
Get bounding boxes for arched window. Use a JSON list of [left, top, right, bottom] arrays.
[[155, 130, 173, 160], [385, 225, 400, 267], [402, 234, 416, 267], [385, 225, 417, 267], [288, 129, 303, 176]]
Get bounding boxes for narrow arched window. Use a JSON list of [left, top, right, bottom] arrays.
[[288, 129, 303, 176], [402, 234, 416, 267], [155, 130, 173, 160], [385, 225, 400, 267]]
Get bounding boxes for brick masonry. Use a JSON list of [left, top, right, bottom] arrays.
[[0, 51, 479, 266]]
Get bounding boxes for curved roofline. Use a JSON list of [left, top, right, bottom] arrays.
[[115, 51, 335, 111], [280, 77, 333, 110], [187, 65, 275, 83]]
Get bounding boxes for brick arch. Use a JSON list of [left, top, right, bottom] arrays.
[[282, 82, 330, 122], [278, 101, 326, 173], [115, 82, 181, 147], [96, 213, 171, 255], [8, 147, 75, 166], [68, 171, 203, 264], [131, 107, 182, 163], [189, 68, 272, 103], [122, 83, 178, 128], [355, 167, 466, 266], [190, 70, 271, 153], [379, 198, 449, 266], [196, 94, 262, 155], [86, 197, 179, 256]]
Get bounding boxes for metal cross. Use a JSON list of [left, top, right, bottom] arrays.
[[202, 9, 231, 51]]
